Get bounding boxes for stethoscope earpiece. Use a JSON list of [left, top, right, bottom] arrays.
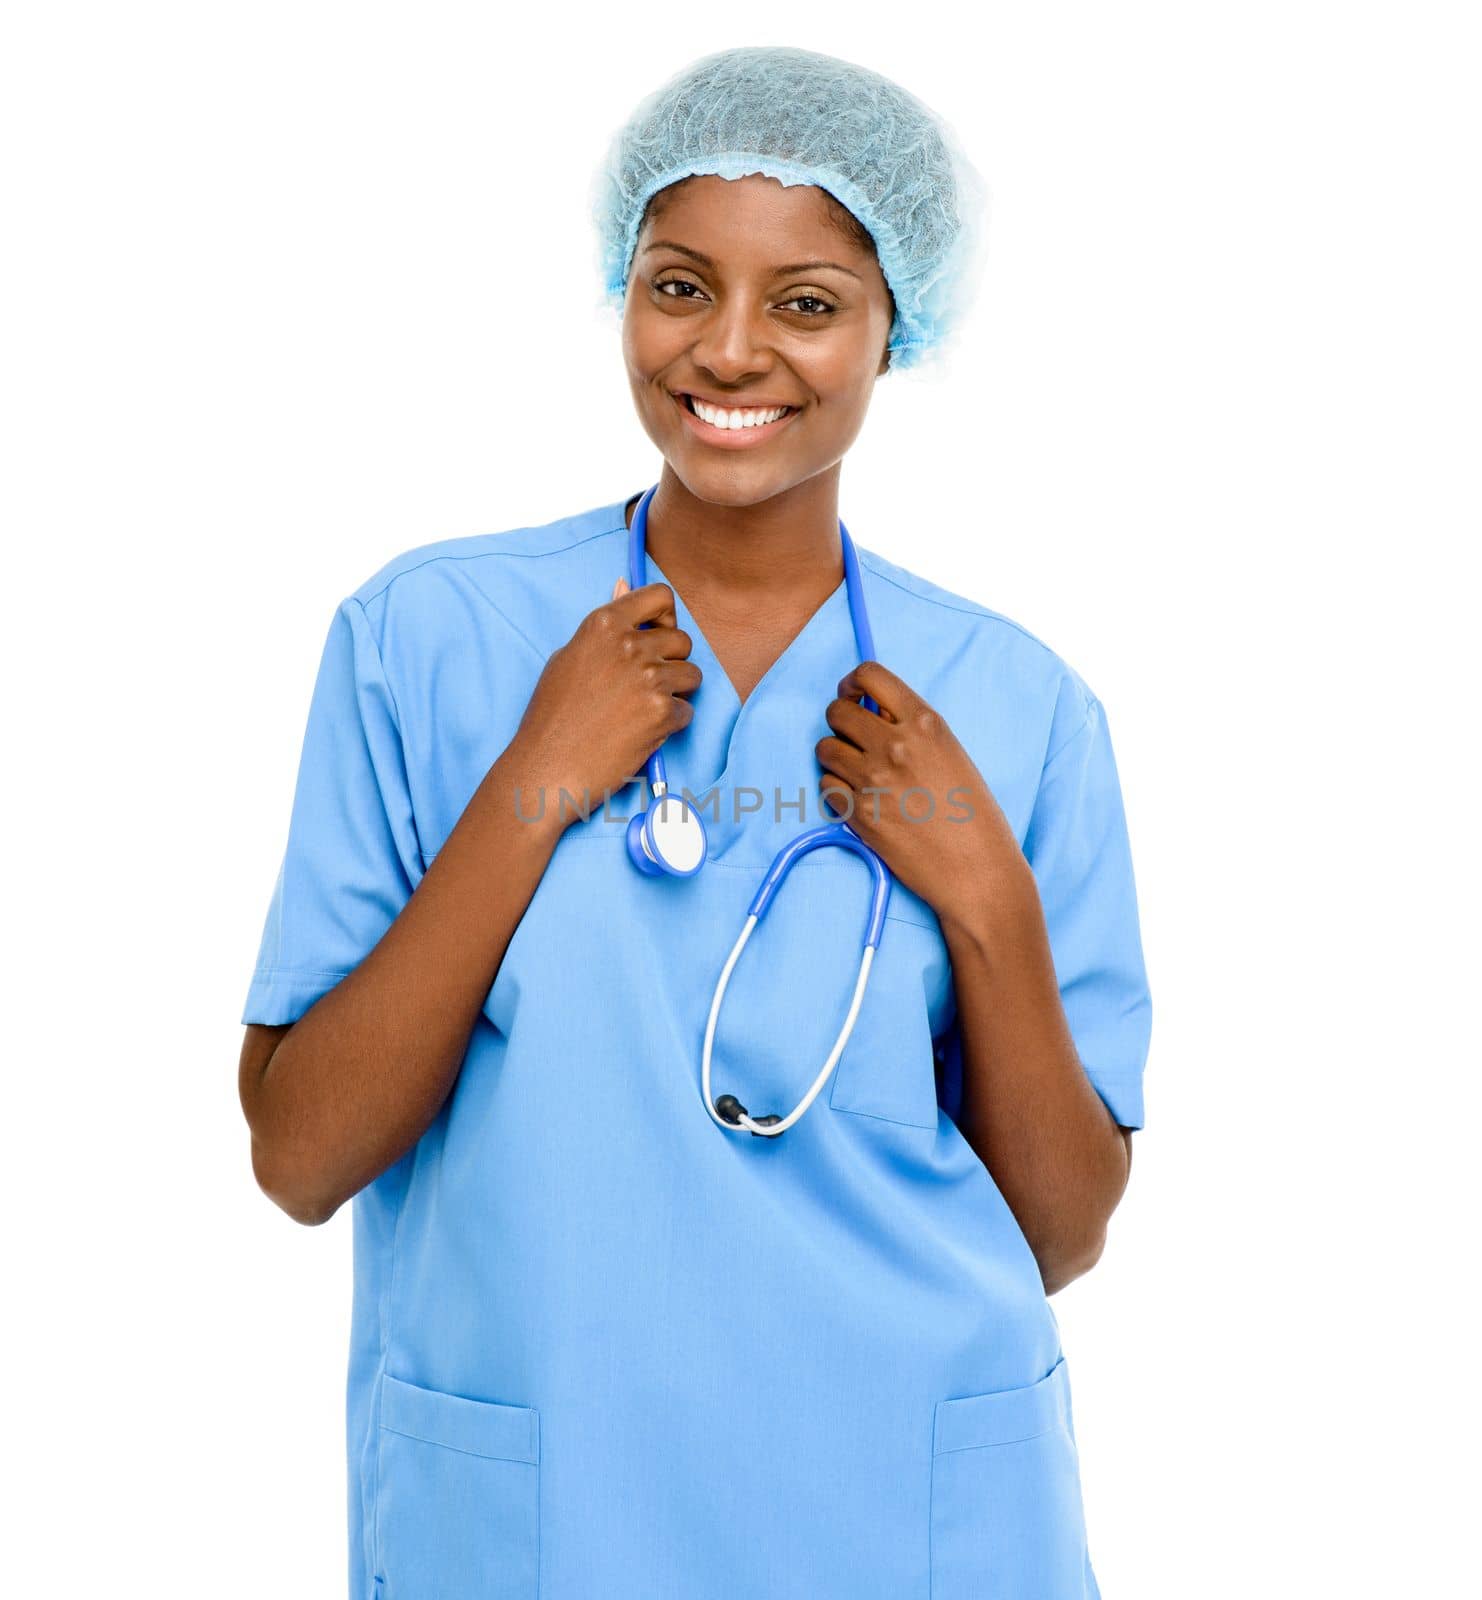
[[711, 1096, 784, 1136], [624, 483, 893, 1140]]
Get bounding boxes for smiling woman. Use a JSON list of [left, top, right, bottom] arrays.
[[622, 174, 893, 491], [237, 42, 1152, 1600]]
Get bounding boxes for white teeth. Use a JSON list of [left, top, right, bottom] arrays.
[[688, 397, 789, 429]]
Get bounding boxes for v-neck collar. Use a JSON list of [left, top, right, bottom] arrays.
[[619, 490, 857, 829], [642, 546, 847, 714]]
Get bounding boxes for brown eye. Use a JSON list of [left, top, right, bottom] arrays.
[[781, 294, 836, 317]]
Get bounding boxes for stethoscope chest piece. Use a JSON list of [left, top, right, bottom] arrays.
[[625, 787, 707, 878]]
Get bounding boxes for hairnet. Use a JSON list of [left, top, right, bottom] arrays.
[[591, 46, 989, 372]]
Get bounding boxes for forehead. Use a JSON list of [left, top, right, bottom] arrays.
[[640, 173, 861, 258]]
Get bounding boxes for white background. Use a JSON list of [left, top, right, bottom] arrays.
[[4, 3, 1476, 1595]]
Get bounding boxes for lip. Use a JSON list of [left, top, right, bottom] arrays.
[[669, 390, 801, 449]]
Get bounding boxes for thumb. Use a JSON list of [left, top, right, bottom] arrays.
[[612, 576, 630, 599]]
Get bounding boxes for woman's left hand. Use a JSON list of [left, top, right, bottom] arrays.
[[815, 661, 1036, 937]]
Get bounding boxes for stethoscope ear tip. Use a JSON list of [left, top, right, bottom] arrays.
[[712, 1094, 784, 1136], [713, 1094, 745, 1124]]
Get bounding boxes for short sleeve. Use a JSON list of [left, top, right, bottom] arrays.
[[1021, 691, 1153, 1129], [241, 597, 425, 1026]]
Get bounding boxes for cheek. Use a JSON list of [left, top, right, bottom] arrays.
[[621, 293, 659, 362], [620, 302, 646, 372], [623, 307, 690, 389], [809, 330, 886, 404], [811, 379, 876, 448]]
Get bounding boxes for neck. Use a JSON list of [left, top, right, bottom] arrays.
[[630, 467, 845, 611]]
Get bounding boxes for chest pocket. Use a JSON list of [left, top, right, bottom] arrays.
[[827, 885, 953, 1131], [709, 846, 952, 1133]]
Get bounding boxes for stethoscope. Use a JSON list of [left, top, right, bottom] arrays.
[[623, 484, 894, 1138]]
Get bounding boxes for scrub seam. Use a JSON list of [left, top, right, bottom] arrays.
[[934, 1424, 1058, 1453], [355, 526, 634, 673], [359, 552, 552, 671], [927, 1434, 937, 1600], [349, 596, 406, 738], [354, 517, 632, 615], [855, 551, 1078, 665], [349, 593, 433, 880], [354, 538, 579, 609], [1041, 698, 1100, 774], [457, 582, 561, 670], [830, 1100, 938, 1132], [374, 1132, 423, 1595], [372, 1416, 387, 1588], [378, 1422, 537, 1467], [250, 964, 352, 982]]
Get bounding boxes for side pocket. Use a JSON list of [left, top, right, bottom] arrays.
[[376, 1372, 540, 1599], [929, 1358, 1093, 1600]]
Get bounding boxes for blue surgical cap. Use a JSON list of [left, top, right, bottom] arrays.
[[591, 46, 989, 372]]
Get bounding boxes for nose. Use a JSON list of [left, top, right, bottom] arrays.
[[688, 295, 778, 386]]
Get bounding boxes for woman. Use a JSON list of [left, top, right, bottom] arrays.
[[239, 45, 1152, 1600]]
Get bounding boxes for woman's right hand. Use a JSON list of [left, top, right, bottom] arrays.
[[505, 578, 702, 823]]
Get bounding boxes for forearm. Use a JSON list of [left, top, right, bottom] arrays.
[[241, 741, 566, 1223], [940, 869, 1131, 1295]]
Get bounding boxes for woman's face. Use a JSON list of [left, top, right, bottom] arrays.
[[621, 173, 895, 508]]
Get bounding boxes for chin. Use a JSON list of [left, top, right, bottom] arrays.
[[669, 460, 797, 509]]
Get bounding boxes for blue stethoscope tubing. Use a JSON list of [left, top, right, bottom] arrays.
[[624, 483, 894, 1138]]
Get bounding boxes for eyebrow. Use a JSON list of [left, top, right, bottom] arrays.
[[640, 239, 864, 282]]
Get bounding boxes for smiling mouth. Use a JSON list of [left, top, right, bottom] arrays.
[[671, 391, 801, 445]]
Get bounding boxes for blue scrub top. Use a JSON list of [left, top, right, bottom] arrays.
[[243, 489, 1152, 1600]]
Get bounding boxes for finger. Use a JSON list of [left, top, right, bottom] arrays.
[[814, 733, 869, 789], [823, 695, 885, 752], [837, 659, 912, 721], [610, 580, 678, 631], [631, 622, 694, 663], [652, 658, 704, 698], [818, 776, 858, 823]]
